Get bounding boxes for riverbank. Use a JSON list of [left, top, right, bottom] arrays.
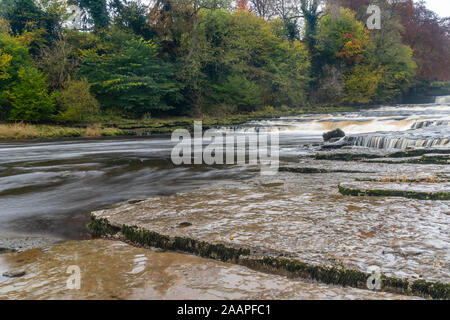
[[0, 105, 357, 140]]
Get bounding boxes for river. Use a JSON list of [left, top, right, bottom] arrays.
[[0, 98, 449, 299]]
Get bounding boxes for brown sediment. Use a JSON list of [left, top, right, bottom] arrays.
[[0, 239, 419, 300], [88, 215, 450, 300]]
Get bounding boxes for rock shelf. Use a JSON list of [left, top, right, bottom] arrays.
[[89, 176, 450, 299]]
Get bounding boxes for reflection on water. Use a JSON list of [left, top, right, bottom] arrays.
[[0, 240, 420, 300]]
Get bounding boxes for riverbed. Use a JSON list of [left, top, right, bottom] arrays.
[[0, 100, 449, 299]]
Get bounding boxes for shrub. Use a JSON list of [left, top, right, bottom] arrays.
[[56, 78, 100, 123], [212, 75, 261, 112]]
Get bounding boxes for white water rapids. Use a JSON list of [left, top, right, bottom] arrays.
[[223, 96, 450, 150]]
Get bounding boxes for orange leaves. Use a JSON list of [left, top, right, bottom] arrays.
[[336, 32, 366, 64], [236, 0, 250, 11]]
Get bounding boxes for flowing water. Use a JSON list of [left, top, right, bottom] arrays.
[[0, 98, 449, 299]]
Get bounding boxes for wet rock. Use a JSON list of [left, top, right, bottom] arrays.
[[3, 270, 26, 278], [338, 183, 450, 201], [323, 128, 345, 142], [177, 222, 192, 228], [0, 236, 59, 252], [127, 199, 146, 205], [0, 248, 16, 255], [321, 139, 349, 150]]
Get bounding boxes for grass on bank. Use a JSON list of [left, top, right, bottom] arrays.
[[0, 122, 124, 140], [0, 105, 358, 140]]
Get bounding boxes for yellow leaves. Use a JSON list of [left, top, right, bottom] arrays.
[[0, 18, 9, 35], [336, 35, 364, 63], [343, 64, 382, 104], [0, 51, 12, 80]]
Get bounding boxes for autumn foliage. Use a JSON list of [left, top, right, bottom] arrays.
[[397, 0, 450, 81], [236, 0, 250, 11]]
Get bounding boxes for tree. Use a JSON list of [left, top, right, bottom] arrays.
[[79, 28, 179, 116], [315, 8, 368, 102], [342, 63, 381, 103], [0, 51, 12, 80], [178, 9, 310, 112], [249, 0, 275, 19], [366, 5, 417, 101], [70, 0, 109, 31], [398, 0, 450, 81], [57, 78, 99, 123], [0, 0, 66, 42], [0, 29, 33, 118], [8, 67, 56, 122], [236, 0, 249, 11], [110, 0, 154, 40], [316, 8, 366, 65], [36, 36, 79, 90], [212, 75, 261, 112], [300, 0, 321, 51], [315, 6, 416, 104]]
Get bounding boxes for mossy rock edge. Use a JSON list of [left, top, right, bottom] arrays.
[[338, 185, 450, 200], [88, 215, 450, 299]]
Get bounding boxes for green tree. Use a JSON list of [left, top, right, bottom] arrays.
[[110, 0, 154, 40], [342, 63, 381, 104], [7, 67, 56, 122], [179, 9, 310, 112], [212, 75, 261, 112], [0, 29, 33, 118], [71, 0, 109, 32], [316, 8, 367, 65], [367, 8, 417, 102], [0, 0, 66, 43], [79, 28, 179, 117], [56, 78, 99, 123]]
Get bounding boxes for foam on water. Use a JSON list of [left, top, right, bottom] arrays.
[[216, 103, 450, 150]]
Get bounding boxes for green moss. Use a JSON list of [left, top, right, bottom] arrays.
[[315, 153, 381, 161], [242, 256, 367, 288], [87, 216, 121, 237], [388, 149, 450, 158], [279, 167, 370, 174], [381, 276, 410, 294], [91, 216, 250, 262], [338, 185, 450, 200], [315, 150, 450, 165], [242, 256, 450, 299], [407, 155, 450, 165], [88, 215, 450, 299], [355, 177, 447, 183], [411, 280, 450, 300], [279, 167, 329, 173]]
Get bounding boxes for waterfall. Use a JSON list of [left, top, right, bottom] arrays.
[[411, 120, 449, 129], [435, 95, 450, 104], [345, 135, 449, 150]]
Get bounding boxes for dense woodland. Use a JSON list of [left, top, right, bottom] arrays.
[[0, 0, 449, 123]]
